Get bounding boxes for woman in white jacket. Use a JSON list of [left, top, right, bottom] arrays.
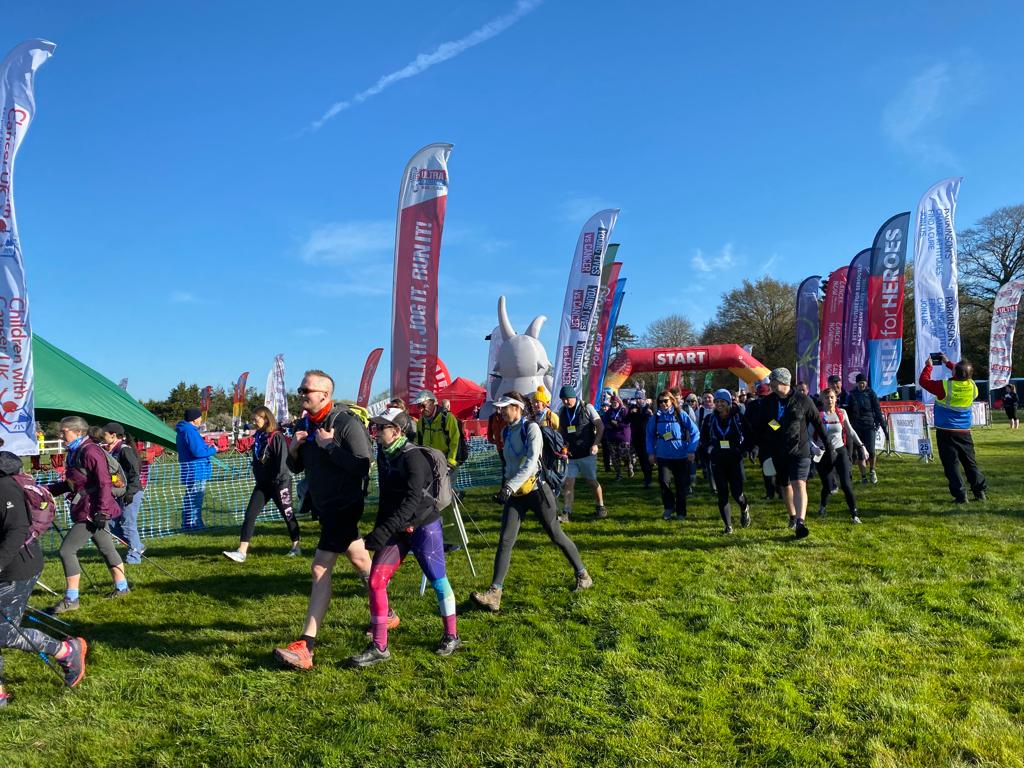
[[470, 391, 592, 613], [812, 388, 866, 523]]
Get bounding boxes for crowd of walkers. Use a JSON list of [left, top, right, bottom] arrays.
[[0, 357, 994, 703]]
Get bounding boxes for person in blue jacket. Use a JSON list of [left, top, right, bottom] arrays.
[[176, 407, 217, 530], [646, 390, 700, 521]]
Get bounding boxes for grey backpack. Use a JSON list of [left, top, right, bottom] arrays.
[[408, 444, 453, 512]]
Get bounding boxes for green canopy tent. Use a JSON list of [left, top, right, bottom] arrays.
[[32, 334, 177, 449]]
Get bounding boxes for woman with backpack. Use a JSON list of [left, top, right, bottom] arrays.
[[646, 390, 700, 521], [602, 395, 634, 481], [700, 390, 752, 534], [0, 449, 89, 704], [223, 406, 301, 563], [470, 392, 592, 613], [346, 407, 461, 667], [811, 388, 865, 523], [45, 416, 130, 615]]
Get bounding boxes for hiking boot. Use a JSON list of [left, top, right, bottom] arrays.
[[573, 570, 594, 592], [787, 516, 797, 530], [594, 505, 608, 519], [740, 506, 751, 528], [662, 509, 673, 521], [972, 490, 987, 502], [470, 586, 502, 612], [104, 588, 130, 600], [273, 640, 313, 670], [286, 545, 301, 557], [347, 643, 391, 668], [223, 550, 247, 563], [47, 597, 79, 616], [364, 611, 401, 639], [870, 470, 878, 485], [56, 637, 87, 688], [435, 634, 463, 657], [795, 520, 809, 539]]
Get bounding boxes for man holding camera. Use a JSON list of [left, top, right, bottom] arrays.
[[919, 354, 987, 504]]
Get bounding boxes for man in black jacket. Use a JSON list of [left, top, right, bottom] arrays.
[[101, 422, 145, 564], [751, 368, 831, 539], [847, 374, 884, 485], [0, 451, 88, 704], [274, 369, 374, 671], [347, 408, 460, 667]]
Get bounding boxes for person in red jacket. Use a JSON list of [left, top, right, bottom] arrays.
[[45, 416, 129, 615]]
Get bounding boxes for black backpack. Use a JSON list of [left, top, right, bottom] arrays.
[[517, 420, 568, 497]]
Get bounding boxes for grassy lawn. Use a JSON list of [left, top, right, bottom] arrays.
[[2, 420, 1023, 767]]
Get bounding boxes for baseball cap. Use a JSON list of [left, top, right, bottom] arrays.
[[369, 408, 411, 431]]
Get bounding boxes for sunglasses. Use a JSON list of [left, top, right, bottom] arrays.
[[297, 387, 327, 396], [658, 399, 670, 404]]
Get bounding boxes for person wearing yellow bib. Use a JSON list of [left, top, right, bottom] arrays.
[[919, 355, 987, 504], [470, 392, 591, 613]]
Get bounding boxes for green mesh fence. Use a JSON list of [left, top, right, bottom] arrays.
[[36, 437, 503, 552]]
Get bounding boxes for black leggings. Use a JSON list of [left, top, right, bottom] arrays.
[[492, 483, 584, 587], [816, 446, 857, 513], [241, 482, 299, 544], [632, 440, 652, 483], [657, 458, 691, 516], [711, 452, 747, 527], [59, 520, 123, 578]]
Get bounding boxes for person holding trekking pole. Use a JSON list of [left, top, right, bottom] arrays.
[[0, 450, 87, 705], [45, 416, 130, 614], [470, 392, 592, 613]]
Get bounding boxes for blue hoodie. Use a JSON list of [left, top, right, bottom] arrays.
[[176, 420, 217, 483], [646, 407, 700, 460]]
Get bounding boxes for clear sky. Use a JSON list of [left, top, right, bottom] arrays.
[[6, 1, 1024, 401]]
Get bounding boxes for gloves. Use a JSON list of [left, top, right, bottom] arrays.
[[362, 531, 383, 551], [493, 485, 513, 504], [90, 512, 110, 528]]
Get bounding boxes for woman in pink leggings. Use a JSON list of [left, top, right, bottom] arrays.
[[347, 407, 460, 668]]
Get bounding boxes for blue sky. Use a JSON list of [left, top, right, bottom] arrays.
[[6, 1, 1024, 401]]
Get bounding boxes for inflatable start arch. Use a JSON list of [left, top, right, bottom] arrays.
[[603, 344, 771, 391]]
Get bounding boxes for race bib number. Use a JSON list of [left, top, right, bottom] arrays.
[[662, 431, 673, 441], [567, 426, 577, 434], [768, 420, 781, 431], [720, 440, 730, 449]]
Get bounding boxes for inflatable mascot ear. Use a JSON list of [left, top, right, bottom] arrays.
[[480, 296, 553, 419]]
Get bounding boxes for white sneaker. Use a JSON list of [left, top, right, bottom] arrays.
[[286, 545, 301, 557], [223, 550, 247, 563]]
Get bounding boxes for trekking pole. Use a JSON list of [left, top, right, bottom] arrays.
[[35, 579, 60, 597], [51, 521, 98, 592], [0, 610, 67, 686], [24, 612, 72, 640], [27, 606, 73, 629], [101, 528, 185, 584]]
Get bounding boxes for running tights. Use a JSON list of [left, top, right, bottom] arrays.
[[240, 482, 299, 544], [59, 521, 123, 578], [368, 518, 455, 650], [816, 446, 857, 514], [492, 483, 584, 588], [0, 577, 62, 684], [710, 453, 748, 528]]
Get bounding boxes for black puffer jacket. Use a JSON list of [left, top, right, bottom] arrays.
[[752, 392, 829, 459], [364, 442, 436, 551], [0, 451, 42, 582]]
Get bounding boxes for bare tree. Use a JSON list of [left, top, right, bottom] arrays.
[[641, 314, 697, 348], [958, 204, 1024, 307]]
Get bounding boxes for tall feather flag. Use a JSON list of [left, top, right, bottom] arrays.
[[264, 354, 288, 424], [795, 276, 822, 395], [231, 372, 249, 427]]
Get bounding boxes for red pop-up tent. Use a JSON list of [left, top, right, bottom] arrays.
[[434, 377, 486, 419]]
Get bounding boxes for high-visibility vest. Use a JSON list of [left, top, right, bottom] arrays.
[[934, 378, 977, 430]]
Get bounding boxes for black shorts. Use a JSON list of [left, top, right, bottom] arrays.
[[315, 500, 365, 553], [1006, 406, 1018, 420], [853, 425, 877, 459], [774, 455, 811, 487]]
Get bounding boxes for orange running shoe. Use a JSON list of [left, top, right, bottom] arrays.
[[273, 640, 313, 670]]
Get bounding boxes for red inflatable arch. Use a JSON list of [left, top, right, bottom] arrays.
[[603, 344, 771, 391]]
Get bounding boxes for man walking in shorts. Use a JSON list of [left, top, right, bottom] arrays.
[[273, 369, 375, 670], [556, 386, 606, 521]]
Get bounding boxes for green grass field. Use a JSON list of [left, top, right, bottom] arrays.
[[2, 421, 1023, 767]]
